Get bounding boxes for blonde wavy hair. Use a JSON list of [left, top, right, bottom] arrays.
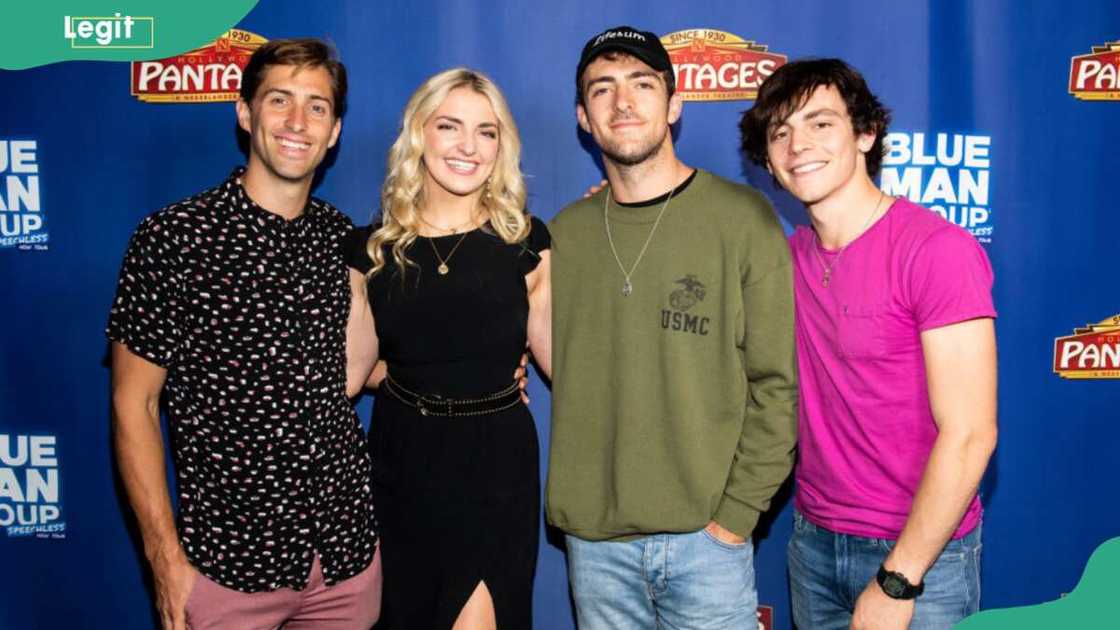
[[366, 68, 529, 276]]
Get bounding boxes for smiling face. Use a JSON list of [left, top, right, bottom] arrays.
[[577, 53, 682, 167], [420, 86, 500, 204], [236, 63, 341, 187], [765, 84, 875, 208]]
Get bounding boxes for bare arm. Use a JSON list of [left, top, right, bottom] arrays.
[[525, 250, 552, 379], [852, 317, 998, 630], [889, 318, 998, 576], [365, 360, 388, 390], [111, 342, 197, 630], [346, 268, 379, 398]]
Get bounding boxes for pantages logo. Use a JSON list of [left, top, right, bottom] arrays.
[[661, 29, 786, 101], [1054, 315, 1120, 379], [757, 605, 773, 630], [1069, 41, 1120, 101], [130, 28, 268, 103]]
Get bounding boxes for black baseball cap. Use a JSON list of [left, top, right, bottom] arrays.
[[576, 26, 673, 93]]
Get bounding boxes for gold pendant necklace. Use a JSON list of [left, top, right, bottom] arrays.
[[428, 230, 470, 275]]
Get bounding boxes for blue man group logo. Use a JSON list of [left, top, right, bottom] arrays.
[[0, 139, 46, 250], [880, 132, 993, 244], [0, 433, 65, 538]]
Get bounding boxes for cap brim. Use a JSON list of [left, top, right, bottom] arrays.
[[577, 42, 665, 88]]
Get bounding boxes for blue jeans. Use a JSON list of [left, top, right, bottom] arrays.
[[788, 511, 981, 630], [566, 528, 758, 629]]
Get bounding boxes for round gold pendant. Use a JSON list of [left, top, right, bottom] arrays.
[[438, 263, 449, 275]]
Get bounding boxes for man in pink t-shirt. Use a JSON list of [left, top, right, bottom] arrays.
[[740, 59, 998, 630]]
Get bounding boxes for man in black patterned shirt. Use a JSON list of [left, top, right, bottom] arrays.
[[108, 39, 380, 630]]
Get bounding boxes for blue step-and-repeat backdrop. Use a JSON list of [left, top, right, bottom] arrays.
[[2, 1, 1118, 628]]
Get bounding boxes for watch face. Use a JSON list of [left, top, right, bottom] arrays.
[[882, 575, 907, 598]]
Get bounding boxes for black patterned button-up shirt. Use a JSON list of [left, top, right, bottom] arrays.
[[107, 168, 377, 593]]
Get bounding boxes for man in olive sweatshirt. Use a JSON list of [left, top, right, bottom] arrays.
[[547, 26, 798, 629]]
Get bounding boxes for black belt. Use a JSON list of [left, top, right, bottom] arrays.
[[382, 374, 522, 417]]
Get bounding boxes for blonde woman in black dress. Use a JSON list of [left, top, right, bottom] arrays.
[[344, 68, 550, 630]]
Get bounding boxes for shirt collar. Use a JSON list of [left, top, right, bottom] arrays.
[[223, 166, 321, 223]]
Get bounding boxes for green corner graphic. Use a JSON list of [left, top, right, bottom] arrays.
[[956, 537, 1120, 629], [0, 2, 260, 70]]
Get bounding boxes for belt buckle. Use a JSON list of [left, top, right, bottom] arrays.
[[418, 394, 451, 416]]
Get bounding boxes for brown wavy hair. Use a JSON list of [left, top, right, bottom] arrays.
[[240, 38, 347, 118], [739, 58, 891, 180]]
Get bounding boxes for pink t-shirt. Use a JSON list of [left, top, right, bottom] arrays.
[[790, 197, 996, 540]]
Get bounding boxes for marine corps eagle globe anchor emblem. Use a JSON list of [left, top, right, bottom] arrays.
[[669, 274, 707, 311]]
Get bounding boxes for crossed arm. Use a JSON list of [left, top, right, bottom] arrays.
[[852, 317, 998, 630]]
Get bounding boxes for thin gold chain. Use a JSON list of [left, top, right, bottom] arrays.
[[417, 213, 476, 235], [427, 231, 471, 275]]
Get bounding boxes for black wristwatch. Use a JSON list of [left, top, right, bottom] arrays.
[[876, 564, 924, 600]]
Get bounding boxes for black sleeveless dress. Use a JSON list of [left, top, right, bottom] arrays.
[[346, 218, 550, 629]]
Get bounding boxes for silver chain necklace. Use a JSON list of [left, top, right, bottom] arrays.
[[604, 184, 677, 296], [811, 191, 886, 287]]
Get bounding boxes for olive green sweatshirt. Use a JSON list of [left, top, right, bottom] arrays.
[[546, 169, 797, 540]]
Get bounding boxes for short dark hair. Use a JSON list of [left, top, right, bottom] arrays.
[[739, 58, 890, 179], [576, 50, 676, 108], [240, 38, 348, 118]]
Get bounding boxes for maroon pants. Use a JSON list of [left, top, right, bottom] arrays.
[[184, 548, 382, 630]]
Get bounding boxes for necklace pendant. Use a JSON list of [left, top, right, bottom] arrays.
[[622, 279, 633, 296], [438, 263, 449, 275], [821, 269, 831, 287]]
